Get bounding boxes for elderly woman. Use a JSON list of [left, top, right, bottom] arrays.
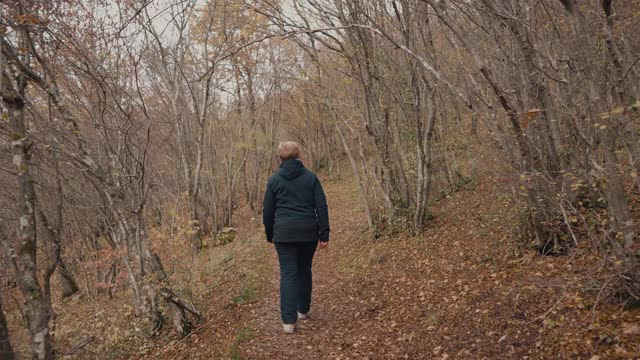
[[262, 141, 330, 334]]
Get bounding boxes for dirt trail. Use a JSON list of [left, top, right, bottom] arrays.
[[238, 168, 525, 359], [241, 176, 369, 359]]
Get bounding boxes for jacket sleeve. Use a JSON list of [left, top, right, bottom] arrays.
[[313, 176, 330, 242], [262, 180, 276, 242]]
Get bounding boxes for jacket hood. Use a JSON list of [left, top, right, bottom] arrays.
[[278, 159, 305, 180]]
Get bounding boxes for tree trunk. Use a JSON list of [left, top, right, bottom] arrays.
[[600, 0, 640, 191], [601, 134, 635, 248], [1, 21, 54, 356], [335, 119, 374, 228], [3, 81, 54, 360], [57, 260, 79, 299], [190, 76, 213, 250], [136, 213, 201, 336], [0, 290, 15, 360]]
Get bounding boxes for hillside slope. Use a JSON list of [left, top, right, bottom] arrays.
[[140, 152, 640, 359]]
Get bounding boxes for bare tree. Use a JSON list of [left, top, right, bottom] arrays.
[[0, 288, 14, 360]]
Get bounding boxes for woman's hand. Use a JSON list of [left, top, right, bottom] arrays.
[[319, 241, 328, 249]]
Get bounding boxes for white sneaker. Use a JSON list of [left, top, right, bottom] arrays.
[[297, 312, 308, 320], [283, 323, 295, 334]]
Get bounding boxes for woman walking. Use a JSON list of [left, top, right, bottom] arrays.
[[262, 141, 330, 334]]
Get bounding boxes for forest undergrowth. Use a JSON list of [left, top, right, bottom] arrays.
[[4, 134, 638, 360]]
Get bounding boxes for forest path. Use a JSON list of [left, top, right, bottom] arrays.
[[241, 173, 370, 359], [238, 162, 546, 359]]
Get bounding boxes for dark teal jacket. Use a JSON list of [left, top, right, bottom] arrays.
[[262, 159, 329, 243]]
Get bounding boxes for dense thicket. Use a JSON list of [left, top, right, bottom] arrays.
[[0, 0, 638, 358]]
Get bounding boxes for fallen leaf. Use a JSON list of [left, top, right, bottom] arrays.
[[622, 323, 640, 335]]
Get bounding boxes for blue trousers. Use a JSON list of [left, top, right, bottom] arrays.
[[274, 241, 318, 324]]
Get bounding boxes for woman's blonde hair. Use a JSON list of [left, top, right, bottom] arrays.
[[278, 141, 300, 161]]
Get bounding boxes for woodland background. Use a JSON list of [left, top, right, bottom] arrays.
[[0, 0, 639, 359]]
